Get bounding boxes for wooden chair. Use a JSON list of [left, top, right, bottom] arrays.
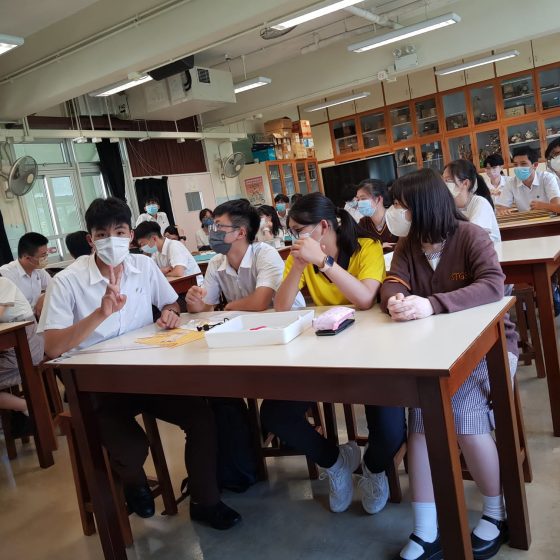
[[512, 284, 546, 379], [59, 411, 177, 546]]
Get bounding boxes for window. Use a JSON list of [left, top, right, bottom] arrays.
[[74, 143, 100, 163], [13, 142, 68, 164], [80, 173, 107, 207]]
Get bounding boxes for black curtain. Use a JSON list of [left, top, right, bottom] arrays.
[[0, 210, 13, 265], [134, 177, 175, 226], [96, 139, 126, 201]]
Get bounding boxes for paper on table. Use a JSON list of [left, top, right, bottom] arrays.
[[135, 329, 205, 348]]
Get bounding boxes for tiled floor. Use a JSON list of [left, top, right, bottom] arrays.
[[1, 361, 559, 559]]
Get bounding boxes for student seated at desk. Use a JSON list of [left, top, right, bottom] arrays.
[[443, 159, 501, 244], [545, 137, 560, 186], [0, 232, 52, 317], [134, 221, 200, 278], [65, 230, 92, 259], [256, 204, 285, 248], [381, 169, 518, 560], [483, 153, 507, 200], [135, 196, 170, 232], [186, 199, 301, 312], [41, 197, 241, 530], [164, 225, 188, 248], [261, 193, 406, 517], [274, 193, 290, 229], [495, 146, 560, 215], [196, 208, 214, 251]]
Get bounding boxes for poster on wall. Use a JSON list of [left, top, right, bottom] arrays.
[[244, 176, 266, 206]]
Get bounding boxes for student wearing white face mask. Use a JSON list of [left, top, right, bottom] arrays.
[[443, 159, 501, 245], [356, 178, 398, 253], [256, 204, 285, 248], [545, 137, 560, 187], [483, 154, 507, 200]]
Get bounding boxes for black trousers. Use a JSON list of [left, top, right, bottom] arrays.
[[95, 393, 220, 506], [260, 400, 406, 472]]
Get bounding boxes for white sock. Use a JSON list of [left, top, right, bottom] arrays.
[[22, 409, 29, 417], [473, 494, 505, 541], [400, 502, 438, 560]]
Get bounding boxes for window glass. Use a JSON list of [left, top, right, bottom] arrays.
[[80, 173, 106, 208], [74, 142, 100, 163], [13, 142, 67, 164]]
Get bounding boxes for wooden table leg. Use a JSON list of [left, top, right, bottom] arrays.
[[418, 377, 472, 560], [532, 263, 560, 436], [13, 328, 55, 468], [63, 369, 127, 560], [487, 321, 531, 550]]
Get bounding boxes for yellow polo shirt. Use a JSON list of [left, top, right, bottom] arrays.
[[283, 238, 385, 306]]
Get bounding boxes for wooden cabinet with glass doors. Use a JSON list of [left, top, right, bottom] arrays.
[[264, 159, 323, 200]]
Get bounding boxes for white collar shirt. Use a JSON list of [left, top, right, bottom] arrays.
[[153, 238, 201, 276], [0, 277, 35, 322], [495, 170, 560, 211], [0, 260, 51, 308], [39, 253, 177, 352], [135, 211, 170, 233]]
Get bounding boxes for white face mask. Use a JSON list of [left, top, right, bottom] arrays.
[[550, 156, 560, 174], [487, 166, 502, 178], [94, 236, 130, 267], [446, 181, 461, 198], [385, 206, 411, 237]]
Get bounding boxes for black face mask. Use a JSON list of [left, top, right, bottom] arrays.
[[209, 230, 232, 255]]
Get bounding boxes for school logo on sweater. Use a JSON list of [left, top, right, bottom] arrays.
[[451, 271, 471, 281]]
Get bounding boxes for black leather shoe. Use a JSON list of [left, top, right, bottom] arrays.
[[10, 411, 33, 439], [124, 483, 155, 518], [471, 516, 509, 559], [190, 500, 242, 530], [392, 533, 443, 560]]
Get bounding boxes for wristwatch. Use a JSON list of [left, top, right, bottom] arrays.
[[318, 255, 335, 272]]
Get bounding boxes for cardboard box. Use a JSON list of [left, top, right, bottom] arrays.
[[292, 120, 312, 138], [252, 147, 276, 162], [504, 106, 525, 117], [294, 145, 308, 159], [265, 117, 292, 134]]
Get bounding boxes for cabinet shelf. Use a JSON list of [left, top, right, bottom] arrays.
[[417, 115, 438, 122], [392, 121, 412, 127], [363, 128, 386, 135], [508, 138, 540, 147], [503, 93, 535, 102], [335, 134, 358, 141], [541, 86, 560, 93]]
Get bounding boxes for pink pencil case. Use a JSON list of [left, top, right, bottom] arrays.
[[313, 307, 355, 332]]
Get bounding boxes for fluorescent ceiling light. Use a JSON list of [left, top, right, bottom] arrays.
[[271, 0, 364, 30], [349, 12, 461, 52], [0, 34, 24, 55], [138, 136, 150, 143], [234, 76, 272, 93], [90, 75, 153, 97], [304, 92, 370, 112], [435, 50, 520, 76], [109, 137, 120, 143], [73, 136, 87, 144]]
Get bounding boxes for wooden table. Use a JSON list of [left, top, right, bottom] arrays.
[[497, 236, 560, 436], [0, 322, 55, 468], [499, 215, 560, 241], [168, 274, 199, 296], [56, 301, 529, 560]]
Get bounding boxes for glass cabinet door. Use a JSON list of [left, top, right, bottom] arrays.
[[296, 162, 308, 195], [282, 163, 296, 197], [332, 118, 359, 155], [414, 98, 439, 137], [501, 74, 536, 117], [421, 141, 444, 172], [389, 104, 413, 143], [360, 111, 387, 150], [268, 164, 283, 196], [395, 147, 417, 177], [476, 129, 502, 168], [545, 115, 560, 144], [443, 91, 468, 131], [448, 135, 473, 162], [307, 162, 320, 192], [507, 122, 541, 158], [470, 84, 498, 125], [539, 67, 560, 111]]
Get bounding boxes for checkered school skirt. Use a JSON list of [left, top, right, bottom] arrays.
[[409, 352, 518, 435]]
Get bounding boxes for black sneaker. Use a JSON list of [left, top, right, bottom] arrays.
[[190, 500, 242, 530], [471, 516, 509, 560], [124, 483, 155, 518]]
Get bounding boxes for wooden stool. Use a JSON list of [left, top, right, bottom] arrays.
[[513, 284, 546, 378], [247, 399, 327, 481], [59, 411, 178, 546], [0, 386, 31, 460]]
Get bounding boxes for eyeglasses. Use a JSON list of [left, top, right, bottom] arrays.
[[288, 223, 320, 240], [209, 223, 239, 233]]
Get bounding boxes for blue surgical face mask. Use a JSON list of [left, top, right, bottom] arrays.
[[146, 204, 158, 215], [202, 218, 213, 228], [357, 199, 376, 217], [141, 242, 158, 255], [513, 166, 532, 181], [275, 203, 286, 213]]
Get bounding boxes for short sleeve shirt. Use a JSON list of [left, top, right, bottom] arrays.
[[135, 212, 170, 233], [0, 260, 51, 308], [495, 171, 560, 211], [0, 277, 34, 322], [459, 195, 501, 244], [153, 238, 200, 276]]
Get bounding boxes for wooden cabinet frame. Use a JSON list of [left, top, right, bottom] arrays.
[[264, 159, 323, 200]]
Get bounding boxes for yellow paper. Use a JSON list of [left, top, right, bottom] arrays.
[[135, 329, 204, 348]]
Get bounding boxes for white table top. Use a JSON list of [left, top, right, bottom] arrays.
[[498, 214, 560, 230], [54, 299, 513, 374], [496, 235, 560, 264]]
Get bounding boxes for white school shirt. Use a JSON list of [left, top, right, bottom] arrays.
[[195, 228, 210, 249], [39, 253, 178, 352], [0, 260, 51, 308], [203, 242, 305, 308], [0, 277, 35, 322], [459, 195, 501, 245], [135, 211, 170, 233], [153, 238, 200, 276], [495, 171, 560, 212]]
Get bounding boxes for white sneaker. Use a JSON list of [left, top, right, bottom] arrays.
[[357, 462, 389, 514], [322, 441, 361, 513]]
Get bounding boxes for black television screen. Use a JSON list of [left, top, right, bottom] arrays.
[[321, 154, 397, 207]]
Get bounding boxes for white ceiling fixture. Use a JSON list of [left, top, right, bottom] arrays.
[[0, 33, 24, 56], [271, 0, 365, 31], [304, 91, 370, 112], [89, 74, 153, 97], [234, 76, 272, 93], [435, 50, 520, 76], [348, 12, 461, 52]]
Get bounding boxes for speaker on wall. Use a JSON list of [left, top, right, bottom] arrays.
[[148, 56, 195, 81]]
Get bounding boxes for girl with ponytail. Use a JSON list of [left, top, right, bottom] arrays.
[[261, 192, 405, 517], [443, 159, 501, 244]]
